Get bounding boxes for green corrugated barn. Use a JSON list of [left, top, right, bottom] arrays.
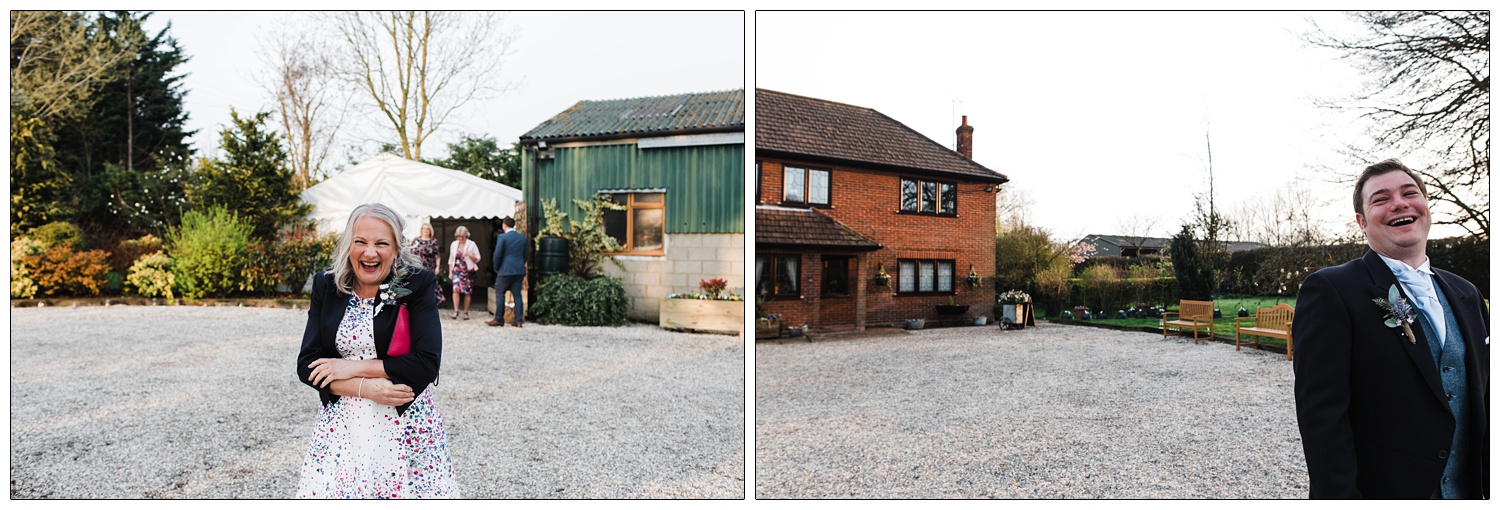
[[519, 89, 745, 321]]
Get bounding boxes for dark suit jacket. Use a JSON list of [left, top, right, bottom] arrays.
[[297, 267, 442, 416], [1293, 250, 1489, 498], [493, 229, 528, 277]]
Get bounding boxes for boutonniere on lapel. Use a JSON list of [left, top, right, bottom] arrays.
[[1372, 284, 1417, 344], [374, 272, 412, 317]]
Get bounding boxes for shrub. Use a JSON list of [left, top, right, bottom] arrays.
[[530, 274, 629, 326], [1078, 264, 1122, 312], [26, 246, 110, 296], [126, 252, 175, 300], [110, 234, 163, 272], [1429, 235, 1488, 298], [1031, 265, 1071, 318], [10, 237, 46, 298], [11, 265, 38, 298], [29, 221, 85, 250], [168, 206, 253, 299], [993, 225, 1073, 296], [240, 228, 336, 295]]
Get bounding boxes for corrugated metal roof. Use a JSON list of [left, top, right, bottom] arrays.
[[756, 88, 1007, 183], [521, 89, 745, 140]]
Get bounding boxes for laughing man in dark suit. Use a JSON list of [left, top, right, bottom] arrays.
[[1293, 159, 1489, 499]]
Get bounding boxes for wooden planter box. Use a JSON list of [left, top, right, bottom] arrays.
[[660, 298, 745, 334]]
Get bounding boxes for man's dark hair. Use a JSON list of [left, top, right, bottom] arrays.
[[1353, 159, 1429, 215], [502, 216, 516, 229]]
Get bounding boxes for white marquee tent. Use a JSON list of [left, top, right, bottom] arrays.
[[301, 153, 523, 239]]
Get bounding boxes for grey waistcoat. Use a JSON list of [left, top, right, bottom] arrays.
[[1421, 281, 1470, 499]]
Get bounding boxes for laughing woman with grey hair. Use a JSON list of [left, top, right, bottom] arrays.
[[295, 203, 459, 498]]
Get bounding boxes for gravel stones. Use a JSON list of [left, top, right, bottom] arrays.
[[755, 323, 1308, 498], [11, 306, 745, 498]]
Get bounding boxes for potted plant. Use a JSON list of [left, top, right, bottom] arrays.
[[936, 295, 969, 315], [873, 264, 892, 287], [965, 265, 983, 287], [973, 315, 988, 326], [905, 318, 925, 330], [756, 312, 782, 339]]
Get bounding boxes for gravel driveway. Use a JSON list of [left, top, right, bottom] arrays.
[[11, 305, 745, 499], [755, 323, 1308, 499]]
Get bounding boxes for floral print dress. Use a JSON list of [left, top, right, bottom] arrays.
[[450, 256, 474, 296], [410, 238, 445, 304], [296, 295, 460, 498]]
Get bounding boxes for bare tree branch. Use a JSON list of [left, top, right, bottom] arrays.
[[1305, 11, 1489, 237], [254, 19, 348, 190], [10, 11, 135, 121], [327, 11, 516, 161]]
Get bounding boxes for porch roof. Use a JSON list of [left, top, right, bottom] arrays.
[[754, 205, 881, 251]]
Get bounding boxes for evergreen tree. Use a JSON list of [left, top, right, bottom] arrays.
[[190, 110, 311, 240], [9, 11, 129, 234], [427, 135, 522, 188], [1169, 225, 1213, 301], [50, 11, 194, 244], [10, 114, 70, 233]]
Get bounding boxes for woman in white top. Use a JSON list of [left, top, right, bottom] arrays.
[[447, 226, 482, 320]]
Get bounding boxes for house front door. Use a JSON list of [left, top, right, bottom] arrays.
[[818, 255, 856, 328]]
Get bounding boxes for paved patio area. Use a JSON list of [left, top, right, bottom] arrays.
[[10, 305, 745, 499], [755, 322, 1308, 499]]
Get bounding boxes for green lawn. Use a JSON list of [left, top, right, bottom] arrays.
[[1047, 296, 1298, 350]]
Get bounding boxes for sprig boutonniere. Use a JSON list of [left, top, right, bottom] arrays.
[[1372, 284, 1417, 344], [374, 272, 413, 316]]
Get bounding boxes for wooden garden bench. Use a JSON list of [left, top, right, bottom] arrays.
[[1234, 303, 1294, 360], [1162, 299, 1214, 344]]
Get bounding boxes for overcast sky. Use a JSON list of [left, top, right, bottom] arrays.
[[755, 11, 1465, 241], [144, 11, 745, 169], [139, 10, 1474, 242]]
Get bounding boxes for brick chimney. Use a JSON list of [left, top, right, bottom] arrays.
[[955, 115, 973, 159]]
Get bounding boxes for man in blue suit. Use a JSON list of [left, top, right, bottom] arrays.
[[1293, 160, 1488, 499], [485, 216, 528, 328]]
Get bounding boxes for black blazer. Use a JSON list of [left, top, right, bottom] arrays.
[[1293, 250, 1489, 498], [297, 267, 443, 416]]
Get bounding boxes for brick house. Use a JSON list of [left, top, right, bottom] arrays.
[[754, 89, 1008, 332]]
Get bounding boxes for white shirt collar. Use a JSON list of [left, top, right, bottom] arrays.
[[1376, 252, 1433, 276]]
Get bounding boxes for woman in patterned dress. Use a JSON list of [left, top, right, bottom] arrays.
[[409, 223, 445, 306], [295, 203, 459, 498], [447, 226, 481, 320]]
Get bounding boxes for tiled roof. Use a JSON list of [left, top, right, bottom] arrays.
[[521, 89, 744, 140], [755, 205, 880, 250], [1084, 234, 1269, 252], [755, 88, 1007, 183], [1086, 234, 1172, 250]]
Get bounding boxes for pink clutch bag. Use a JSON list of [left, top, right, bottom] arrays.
[[390, 304, 410, 357]]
